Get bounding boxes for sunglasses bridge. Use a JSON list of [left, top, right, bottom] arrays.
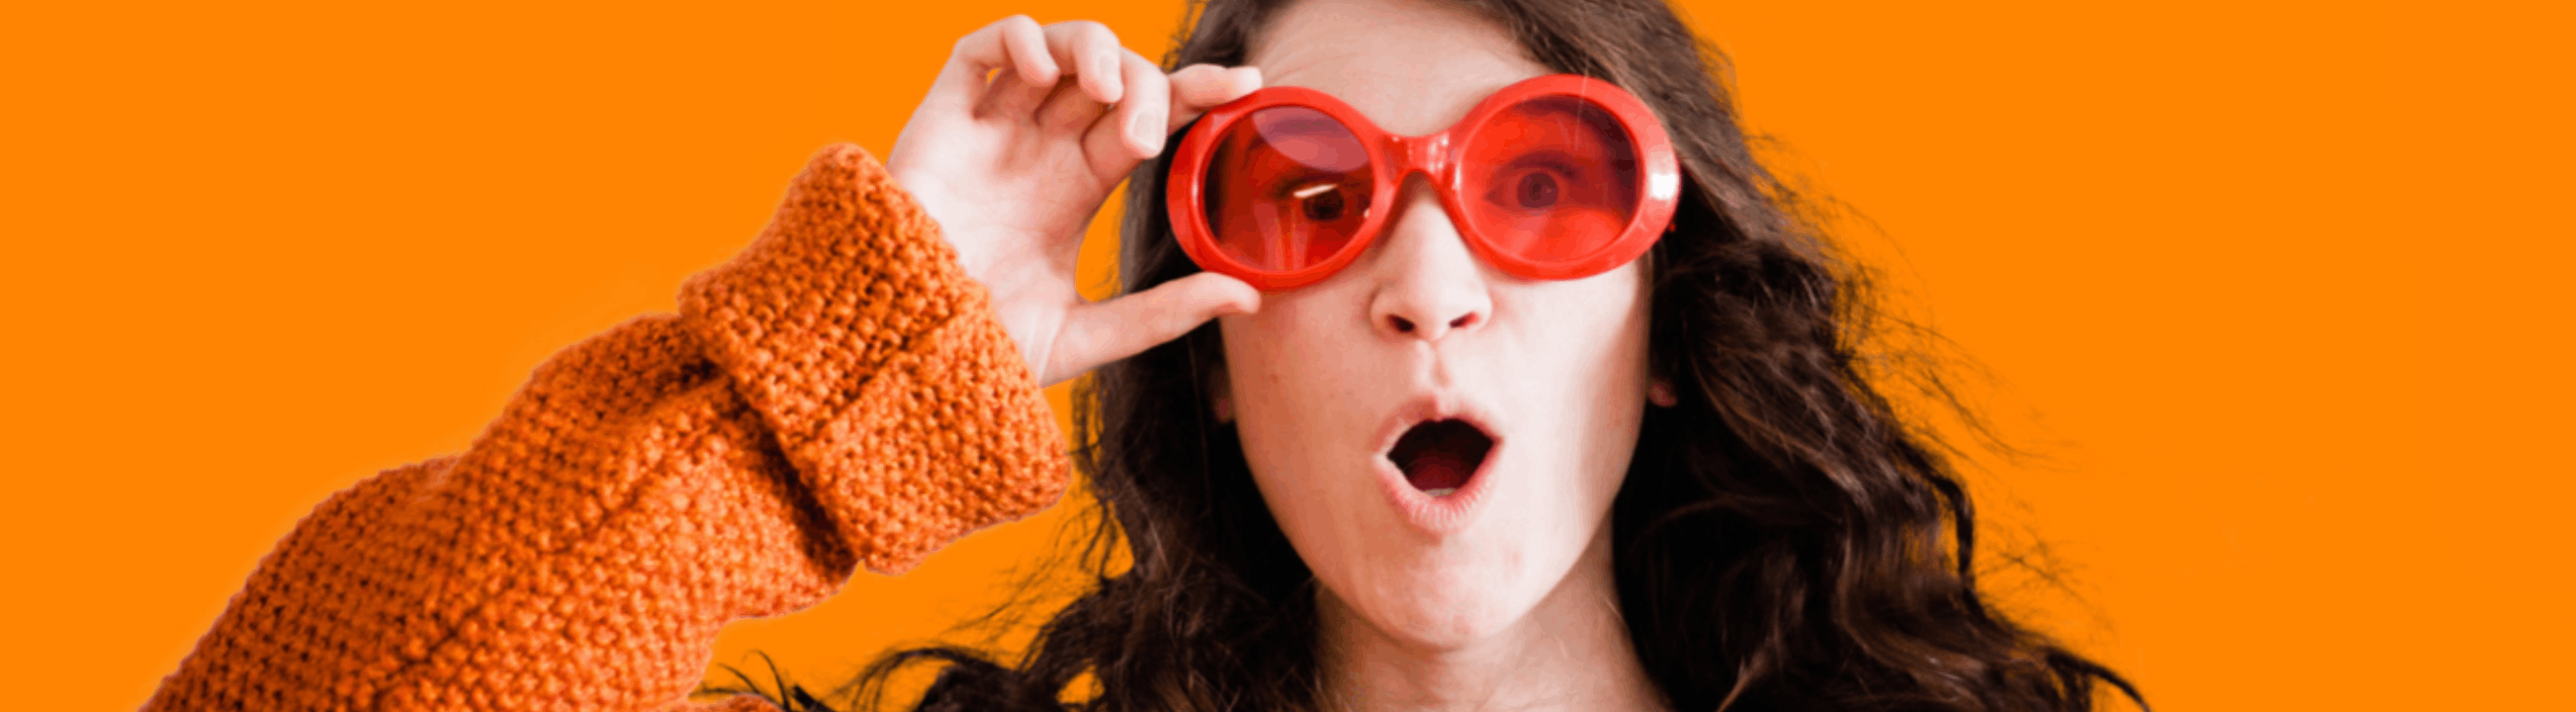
[[1388, 132, 1458, 184]]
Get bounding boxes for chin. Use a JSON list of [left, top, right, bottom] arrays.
[[1338, 583, 1534, 651], [1323, 535, 1567, 651], [1279, 424, 1630, 654]]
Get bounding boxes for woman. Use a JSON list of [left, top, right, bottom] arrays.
[[145, 0, 2141, 710]]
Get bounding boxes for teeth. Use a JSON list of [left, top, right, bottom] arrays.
[[1422, 488, 1458, 497]]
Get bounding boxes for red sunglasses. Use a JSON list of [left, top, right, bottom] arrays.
[[1167, 73, 1681, 291]]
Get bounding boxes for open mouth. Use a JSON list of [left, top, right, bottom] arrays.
[[1384, 419, 1494, 497]]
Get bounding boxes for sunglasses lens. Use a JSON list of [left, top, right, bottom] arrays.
[[1460, 96, 1642, 265], [1202, 106, 1376, 274]]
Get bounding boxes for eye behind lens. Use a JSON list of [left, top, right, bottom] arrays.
[[1301, 186, 1347, 222], [1456, 94, 1645, 269], [1204, 106, 1376, 274], [1515, 172, 1558, 210]]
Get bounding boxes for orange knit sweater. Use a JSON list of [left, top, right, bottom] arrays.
[[143, 144, 1071, 712]]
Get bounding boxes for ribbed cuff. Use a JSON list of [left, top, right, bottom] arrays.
[[676, 143, 1067, 574]]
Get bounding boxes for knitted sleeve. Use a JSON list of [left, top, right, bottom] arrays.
[[142, 144, 1070, 712]]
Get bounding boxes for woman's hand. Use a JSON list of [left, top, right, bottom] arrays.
[[888, 16, 1264, 387]]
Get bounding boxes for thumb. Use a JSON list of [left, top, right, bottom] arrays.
[[1043, 271, 1261, 385]]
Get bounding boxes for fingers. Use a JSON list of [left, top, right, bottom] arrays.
[[1044, 272, 1261, 386], [1060, 21, 1124, 105], [1079, 59, 1257, 178], [1081, 49, 1173, 173], [1118, 51, 1172, 154], [1165, 64, 1265, 133], [944, 20, 1258, 143], [989, 20, 1122, 121], [929, 15, 1055, 116]]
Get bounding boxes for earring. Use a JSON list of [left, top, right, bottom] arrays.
[[1648, 380, 1678, 407]]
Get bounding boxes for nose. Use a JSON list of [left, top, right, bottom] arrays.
[[1366, 177, 1492, 342]]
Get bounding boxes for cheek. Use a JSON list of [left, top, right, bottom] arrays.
[[1216, 292, 1375, 495], [1217, 292, 1352, 424], [1493, 265, 1653, 500]]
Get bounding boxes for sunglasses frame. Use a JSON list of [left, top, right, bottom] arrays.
[[1166, 73, 1682, 291]]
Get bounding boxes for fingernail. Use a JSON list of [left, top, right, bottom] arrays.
[[1133, 108, 1166, 153]]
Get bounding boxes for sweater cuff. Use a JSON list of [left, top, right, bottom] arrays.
[[675, 143, 1068, 575]]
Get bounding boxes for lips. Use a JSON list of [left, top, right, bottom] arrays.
[[1385, 419, 1493, 496], [1371, 394, 1505, 534]]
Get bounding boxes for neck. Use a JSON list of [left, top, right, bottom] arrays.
[[1312, 527, 1668, 712]]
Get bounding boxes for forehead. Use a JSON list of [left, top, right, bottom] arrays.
[[1245, 0, 1553, 136]]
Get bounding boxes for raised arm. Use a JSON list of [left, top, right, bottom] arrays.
[[146, 16, 1269, 710], [144, 145, 1065, 712]]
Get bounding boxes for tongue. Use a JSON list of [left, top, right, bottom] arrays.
[[1387, 419, 1492, 494], [1406, 452, 1473, 491]]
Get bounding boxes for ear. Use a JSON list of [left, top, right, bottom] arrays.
[[1647, 377, 1678, 408]]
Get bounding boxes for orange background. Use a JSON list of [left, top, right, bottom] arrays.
[[3, 0, 2567, 709]]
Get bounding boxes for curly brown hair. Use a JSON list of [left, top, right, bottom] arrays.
[[741, 0, 2146, 710]]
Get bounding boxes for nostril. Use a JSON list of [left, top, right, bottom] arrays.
[[1389, 315, 1416, 333], [1449, 313, 1475, 329]]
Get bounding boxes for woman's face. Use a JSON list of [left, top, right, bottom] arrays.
[[1218, 0, 1655, 650]]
